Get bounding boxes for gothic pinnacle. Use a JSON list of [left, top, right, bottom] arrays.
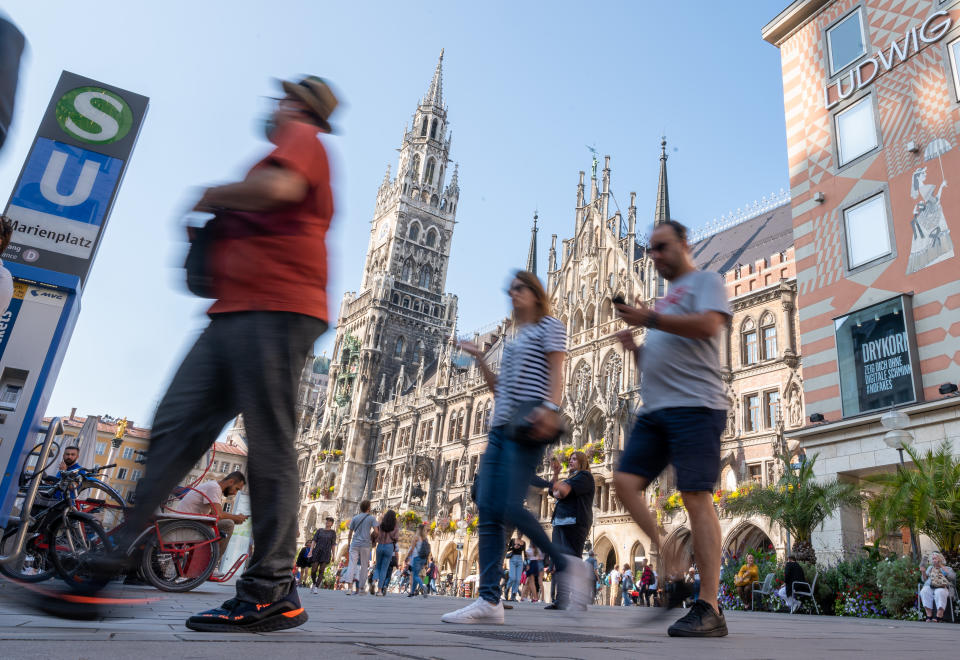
[[425, 49, 444, 106]]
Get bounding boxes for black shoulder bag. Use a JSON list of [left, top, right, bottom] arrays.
[[184, 216, 219, 298], [505, 321, 565, 446]]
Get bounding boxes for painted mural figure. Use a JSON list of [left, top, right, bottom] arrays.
[[906, 166, 953, 274]]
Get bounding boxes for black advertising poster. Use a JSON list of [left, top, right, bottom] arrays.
[[850, 308, 914, 412]]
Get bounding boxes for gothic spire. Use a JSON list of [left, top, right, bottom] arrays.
[[526, 212, 539, 276], [424, 49, 444, 107], [654, 136, 670, 226]]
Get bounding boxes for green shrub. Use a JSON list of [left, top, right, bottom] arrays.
[[876, 556, 921, 616]]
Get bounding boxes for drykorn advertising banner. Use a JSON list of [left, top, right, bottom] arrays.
[[2, 72, 148, 284], [851, 307, 915, 413]]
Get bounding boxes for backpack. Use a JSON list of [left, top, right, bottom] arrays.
[[417, 538, 431, 560]]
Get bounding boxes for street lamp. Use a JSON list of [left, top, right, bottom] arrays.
[[880, 410, 920, 561], [454, 520, 467, 597]]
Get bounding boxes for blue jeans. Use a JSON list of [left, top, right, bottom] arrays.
[[410, 556, 425, 595], [622, 586, 633, 606], [476, 426, 567, 605], [374, 543, 394, 592], [507, 555, 524, 597]]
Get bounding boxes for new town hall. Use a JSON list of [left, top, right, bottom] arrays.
[[293, 53, 806, 578]]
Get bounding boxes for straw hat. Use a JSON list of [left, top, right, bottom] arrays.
[[280, 75, 339, 133]]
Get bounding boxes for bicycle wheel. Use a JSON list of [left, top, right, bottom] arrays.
[[140, 519, 219, 592], [74, 480, 127, 531], [47, 510, 113, 591], [0, 523, 56, 582]]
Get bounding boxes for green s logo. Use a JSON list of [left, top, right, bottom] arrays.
[[55, 87, 133, 144]]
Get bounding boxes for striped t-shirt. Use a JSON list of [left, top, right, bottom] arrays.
[[491, 315, 567, 427]]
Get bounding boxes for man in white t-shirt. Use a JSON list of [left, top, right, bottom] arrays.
[[177, 471, 248, 556], [608, 566, 621, 606]]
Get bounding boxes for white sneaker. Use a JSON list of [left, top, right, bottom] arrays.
[[311, 586, 319, 595], [441, 597, 505, 624], [556, 555, 593, 612]]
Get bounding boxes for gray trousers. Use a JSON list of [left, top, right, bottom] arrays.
[[126, 311, 326, 602]]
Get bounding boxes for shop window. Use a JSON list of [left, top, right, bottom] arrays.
[[835, 295, 921, 417], [835, 95, 878, 166], [843, 193, 891, 269], [826, 8, 866, 75], [748, 463, 763, 484]]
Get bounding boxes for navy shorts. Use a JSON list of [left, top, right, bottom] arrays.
[[617, 406, 726, 492]]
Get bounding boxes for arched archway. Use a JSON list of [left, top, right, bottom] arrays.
[[592, 535, 616, 575], [723, 520, 774, 559], [663, 527, 694, 572], [628, 540, 647, 571], [466, 543, 480, 577], [438, 542, 458, 575]]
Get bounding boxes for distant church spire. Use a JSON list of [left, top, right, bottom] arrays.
[[425, 49, 444, 106], [654, 136, 670, 226], [526, 211, 539, 276]]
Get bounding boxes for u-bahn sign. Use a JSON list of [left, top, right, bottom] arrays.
[[2, 71, 148, 284]]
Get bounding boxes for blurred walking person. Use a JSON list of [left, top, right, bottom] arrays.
[[94, 76, 339, 634], [405, 525, 431, 598], [504, 536, 525, 601], [613, 219, 731, 637], [373, 510, 399, 596], [441, 271, 592, 624], [345, 500, 378, 595], [309, 517, 337, 594]]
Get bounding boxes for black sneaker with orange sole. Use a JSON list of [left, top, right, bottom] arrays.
[[185, 585, 308, 633]]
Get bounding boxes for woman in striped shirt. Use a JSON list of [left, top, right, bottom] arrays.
[[441, 271, 593, 624]]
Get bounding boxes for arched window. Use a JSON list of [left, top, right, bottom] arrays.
[[392, 293, 400, 305], [394, 337, 405, 358], [760, 313, 777, 360], [741, 318, 758, 365], [413, 300, 421, 312], [608, 273, 615, 290], [409, 223, 420, 241], [430, 194, 439, 207], [402, 297, 410, 308], [411, 154, 421, 178], [418, 265, 432, 289], [424, 158, 436, 185], [456, 411, 465, 439], [474, 406, 483, 433], [425, 228, 437, 248], [401, 259, 413, 282], [420, 119, 427, 136], [483, 401, 492, 433], [429, 119, 438, 139], [573, 310, 584, 335], [412, 341, 422, 362]]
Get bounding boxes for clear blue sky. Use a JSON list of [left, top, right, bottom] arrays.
[[2, 0, 789, 427]]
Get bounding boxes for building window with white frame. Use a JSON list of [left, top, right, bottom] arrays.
[[949, 36, 960, 102], [764, 390, 780, 428], [744, 394, 761, 433], [843, 192, 891, 269], [122, 447, 134, 460], [95, 442, 106, 456], [116, 467, 128, 480], [826, 7, 866, 75], [835, 95, 878, 166]]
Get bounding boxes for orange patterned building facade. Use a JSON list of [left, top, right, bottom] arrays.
[[764, 0, 960, 560]]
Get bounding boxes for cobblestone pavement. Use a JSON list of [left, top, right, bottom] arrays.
[[0, 582, 955, 659]]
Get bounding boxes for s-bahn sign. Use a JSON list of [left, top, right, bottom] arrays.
[[2, 72, 148, 284]]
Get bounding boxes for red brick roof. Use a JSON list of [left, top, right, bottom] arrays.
[[213, 442, 247, 457]]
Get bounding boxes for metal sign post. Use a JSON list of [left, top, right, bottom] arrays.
[[0, 72, 147, 526]]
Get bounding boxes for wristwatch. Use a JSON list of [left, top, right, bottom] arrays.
[[541, 401, 560, 412]]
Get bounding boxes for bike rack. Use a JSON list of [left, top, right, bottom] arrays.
[[0, 417, 64, 566]]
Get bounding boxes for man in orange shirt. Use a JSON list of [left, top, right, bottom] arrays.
[[115, 76, 339, 633]]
